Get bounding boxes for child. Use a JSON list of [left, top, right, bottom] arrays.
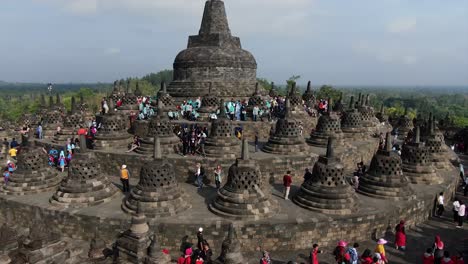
[[310, 243, 322, 264], [441, 251, 454, 264], [3, 168, 10, 186], [423, 248, 434, 264]]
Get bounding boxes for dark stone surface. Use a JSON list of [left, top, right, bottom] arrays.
[[167, 0, 258, 99]]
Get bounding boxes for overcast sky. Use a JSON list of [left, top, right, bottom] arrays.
[[1, 0, 467, 86]]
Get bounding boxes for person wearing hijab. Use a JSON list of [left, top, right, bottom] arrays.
[[333, 240, 351, 264], [433, 235, 445, 264], [375, 239, 388, 263], [394, 220, 406, 251], [58, 150, 66, 172], [260, 251, 272, 264]]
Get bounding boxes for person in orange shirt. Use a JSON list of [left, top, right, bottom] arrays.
[[120, 165, 130, 193]]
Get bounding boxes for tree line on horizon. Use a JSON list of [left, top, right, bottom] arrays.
[[0, 70, 467, 128]]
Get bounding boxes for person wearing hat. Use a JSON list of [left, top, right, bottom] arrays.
[[333, 240, 351, 264], [375, 239, 388, 263], [196, 227, 204, 250], [120, 165, 130, 193], [394, 220, 406, 250]]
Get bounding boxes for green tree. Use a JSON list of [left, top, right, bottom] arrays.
[[316, 85, 342, 101]]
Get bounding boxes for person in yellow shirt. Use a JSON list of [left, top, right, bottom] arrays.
[[120, 164, 130, 193], [8, 147, 17, 161]]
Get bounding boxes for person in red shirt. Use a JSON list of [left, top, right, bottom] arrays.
[[422, 248, 435, 264], [283, 171, 292, 200], [310, 243, 322, 264], [360, 249, 373, 264]]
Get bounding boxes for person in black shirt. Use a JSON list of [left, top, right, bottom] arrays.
[[303, 168, 313, 183]]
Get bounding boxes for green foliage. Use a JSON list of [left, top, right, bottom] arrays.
[[316, 85, 342, 101], [141, 70, 173, 87], [286, 75, 301, 89], [256, 78, 272, 91]]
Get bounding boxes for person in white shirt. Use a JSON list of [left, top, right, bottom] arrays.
[[436, 192, 444, 217], [456, 201, 465, 228], [453, 198, 460, 223]]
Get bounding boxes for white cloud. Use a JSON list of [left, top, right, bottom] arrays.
[[66, 0, 97, 14], [352, 41, 418, 65], [387, 18, 417, 33], [104, 48, 120, 55]]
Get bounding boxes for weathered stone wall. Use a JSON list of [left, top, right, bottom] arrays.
[[0, 168, 458, 258]]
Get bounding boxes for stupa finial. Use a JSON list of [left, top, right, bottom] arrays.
[[241, 138, 249, 160], [326, 137, 335, 158], [385, 132, 392, 152], [153, 137, 162, 159], [219, 99, 227, 118], [306, 81, 312, 92], [199, 0, 231, 36], [349, 96, 355, 109], [415, 126, 420, 143], [284, 98, 292, 118], [327, 97, 333, 113]]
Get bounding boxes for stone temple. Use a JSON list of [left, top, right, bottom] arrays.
[[0, 0, 462, 263], [167, 0, 258, 100]]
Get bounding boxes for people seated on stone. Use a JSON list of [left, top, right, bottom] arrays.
[[127, 136, 141, 153]]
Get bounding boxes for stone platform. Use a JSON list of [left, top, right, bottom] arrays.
[[0, 135, 460, 261]]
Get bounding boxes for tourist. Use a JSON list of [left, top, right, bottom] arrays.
[[309, 243, 322, 264], [253, 105, 260, 121], [201, 243, 213, 263], [423, 248, 435, 264], [37, 123, 43, 139], [195, 255, 204, 264], [2, 138, 9, 150], [214, 165, 222, 189], [352, 172, 360, 191], [283, 170, 292, 200], [196, 227, 204, 250], [126, 136, 141, 153], [360, 249, 373, 264], [7, 160, 16, 174], [453, 197, 460, 223], [3, 168, 10, 186], [10, 138, 19, 149], [58, 150, 66, 172], [195, 163, 205, 190], [347, 243, 359, 264], [456, 200, 465, 228], [120, 165, 130, 193], [8, 147, 17, 161], [374, 238, 388, 263], [452, 251, 464, 264], [303, 168, 313, 183], [260, 251, 272, 264], [441, 251, 454, 264], [394, 220, 406, 250], [183, 248, 192, 264], [333, 240, 351, 264], [198, 131, 206, 157], [177, 253, 186, 264], [372, 253, 384, 264], [436, 192, 445, 217], [433, 235, 444, 264]]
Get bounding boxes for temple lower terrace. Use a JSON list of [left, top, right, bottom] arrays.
[[0, 0, 465, 263]]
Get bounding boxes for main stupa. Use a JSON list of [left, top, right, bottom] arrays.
[[167, 0, 258, 100]]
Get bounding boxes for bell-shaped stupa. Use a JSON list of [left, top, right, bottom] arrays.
[[3, 140, 61, 195], [293, 137, 358, 215], [136, 100, 180, 155], [167, 0, 258, 100], [50, 150, 119, 208], [94, 98, 132, 149], [210, 139, 278, 220], [122, 137, 191, 217], [307, 98, 344, 147], [262, 99, 309, 155], [357, 133, 414, 200], [401, 126, 441, 184], [205, 99, 241, 159], [341, 96, 366, 138]]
